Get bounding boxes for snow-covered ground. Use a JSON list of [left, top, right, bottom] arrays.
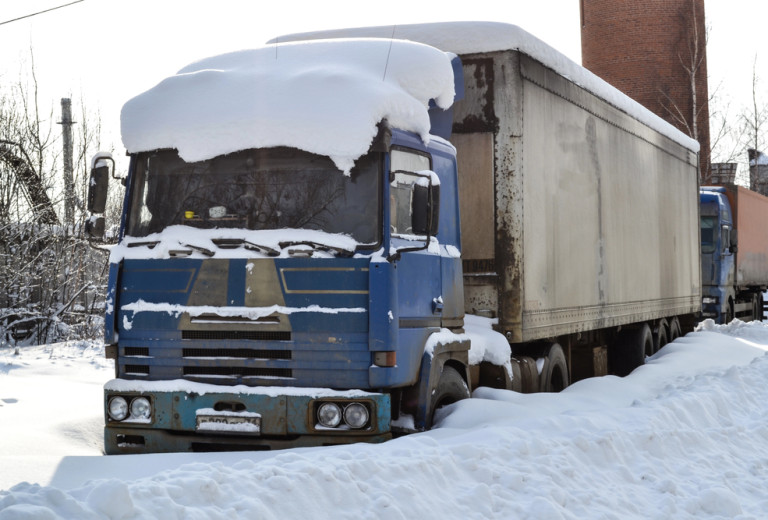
[[2, 320, 768, 519]]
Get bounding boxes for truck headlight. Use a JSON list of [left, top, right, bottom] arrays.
[[130, 397, 151, 420], [108, 396, 128, 421], [344, 403, 369, 429], [317, 402, 342, 428]]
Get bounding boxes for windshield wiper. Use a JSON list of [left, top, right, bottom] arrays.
[[180, 242, 215, 257], [212, 238, 279, 257], [278, 240, 354, 257], [126, 240, 159, 248]]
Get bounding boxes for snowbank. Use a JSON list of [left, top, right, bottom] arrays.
[[120, 38, 456, 174], [3, 321, 768, 518]]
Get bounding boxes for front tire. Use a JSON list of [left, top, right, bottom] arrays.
[[428, 365, 469, 428], [725, 299, 734, 324]]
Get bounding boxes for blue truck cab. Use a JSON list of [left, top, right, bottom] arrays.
[[700, 187, 737, 322], [699, 185, 768, 324], [91, 51, 469, 453]]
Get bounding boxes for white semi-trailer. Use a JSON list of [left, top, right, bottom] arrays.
[[277, 22, 702, 388]]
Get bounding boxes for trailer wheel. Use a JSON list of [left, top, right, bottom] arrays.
[[668, 317, 682, 341], [428, 365, 470, 428], [538, 343, 569, 393], [610, 324, 652, 377], [753, 293, 763, 322], [652, 319, 668, 354]]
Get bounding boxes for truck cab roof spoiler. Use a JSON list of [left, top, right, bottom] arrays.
[[428, 55, 464, 140]]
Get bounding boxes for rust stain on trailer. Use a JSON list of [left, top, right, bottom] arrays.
[[453, 58, 498, 134]]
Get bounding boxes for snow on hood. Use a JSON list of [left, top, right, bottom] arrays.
[[273, 22, 700, 153], [120, 38, 456, 173]]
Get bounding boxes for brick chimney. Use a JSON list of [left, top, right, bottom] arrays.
[[581, 0, 711, 180]]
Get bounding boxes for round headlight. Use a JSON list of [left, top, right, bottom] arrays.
[[130, 397, 151, 420], [317, 402, 342, 428], [108, 396, 128, 421], [344, 402, 369, 429]]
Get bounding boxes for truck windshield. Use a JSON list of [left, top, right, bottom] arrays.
[[126, 148, 381, 245], [700, 216, 717, 254]]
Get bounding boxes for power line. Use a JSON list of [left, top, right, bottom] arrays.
[[0, 0, 85, 27]]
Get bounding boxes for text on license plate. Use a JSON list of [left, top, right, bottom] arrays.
[[195, 414, 261, 434]]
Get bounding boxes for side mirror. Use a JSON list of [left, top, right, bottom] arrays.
[[86, 152, 115, 240], [412, 183, 440, 236], [88, 163, 110, 213], [730, 228, 738, 253]]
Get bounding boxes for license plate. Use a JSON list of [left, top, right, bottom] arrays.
[[196, 414, 261, 434]]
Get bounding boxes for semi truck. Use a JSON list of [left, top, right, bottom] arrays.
[[700, 184, 768, 323], [87, 22, 701, 454]]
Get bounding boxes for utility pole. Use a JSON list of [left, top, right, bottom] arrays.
[[59, 98, 75, 225]]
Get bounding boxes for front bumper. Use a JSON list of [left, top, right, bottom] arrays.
[[700, 292, 723, 322], [104, 379, 391, 454]]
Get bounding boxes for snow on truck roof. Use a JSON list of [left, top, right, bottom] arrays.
[[120, 38, 455, 173], [274, 21, 700, 153]]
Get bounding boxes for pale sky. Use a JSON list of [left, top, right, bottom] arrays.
[[0, 0, 765, 160]]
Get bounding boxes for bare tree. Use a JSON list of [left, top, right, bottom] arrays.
[[709, 89, 744, 164], [0, 49, 111, 347], [742, 57, 768, 171], [658, 0, 711, 181]]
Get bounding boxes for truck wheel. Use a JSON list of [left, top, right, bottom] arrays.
[[726, 299, 734, 323], [538, 343, 569, 393], [610, 324, 652, 377], [517, 356, 540, 394], [428, 365, 470, 428]]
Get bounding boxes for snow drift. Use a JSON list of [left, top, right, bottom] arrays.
[[3, 320, 768, 519]]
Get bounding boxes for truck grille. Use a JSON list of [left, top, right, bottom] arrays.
[[183, 348, 291, 360], [183, 366, 292, 378], [182, 330, 291, 341], [124, 364, 150, 375]]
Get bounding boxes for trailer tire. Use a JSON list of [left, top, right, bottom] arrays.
[[610, 324, 652, 377], [652, 319, 668, 354], [753, 293, 763, 322], [428, 365, 470, 428], [538, 343, 569, 393], [668, 317, 682, 342]]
